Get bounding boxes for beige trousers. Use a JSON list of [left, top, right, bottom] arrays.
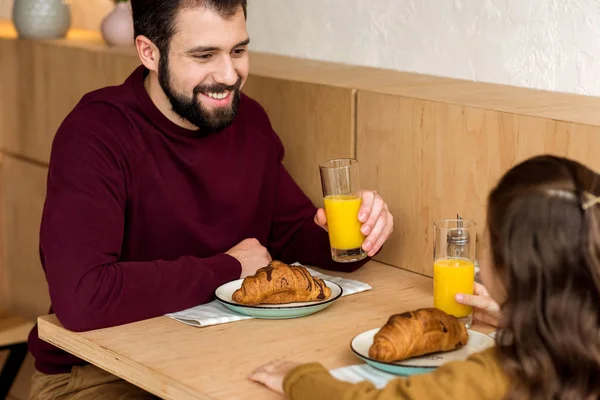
[[29, 364, 159, 400]]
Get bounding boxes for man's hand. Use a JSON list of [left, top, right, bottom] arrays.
[[226, 238, 272, 278], [315, 190, 393, 257]]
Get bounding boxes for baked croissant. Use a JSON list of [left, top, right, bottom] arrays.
[[368, 308, 469, 362], [232, 261, 331, 305]]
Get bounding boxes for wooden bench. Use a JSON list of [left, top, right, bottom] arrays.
[[0, 312, 34, 399]]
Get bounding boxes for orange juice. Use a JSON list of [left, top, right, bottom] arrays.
[[323, 195, 365, 250], [433, 258, 475, 318]]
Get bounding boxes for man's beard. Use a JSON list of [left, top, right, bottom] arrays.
[[158, 55, 242, 133]]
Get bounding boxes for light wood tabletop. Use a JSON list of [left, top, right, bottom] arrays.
[[37, 261, 494, 400]]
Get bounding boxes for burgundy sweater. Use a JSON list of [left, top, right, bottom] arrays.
[[28, 66, 369, 374]]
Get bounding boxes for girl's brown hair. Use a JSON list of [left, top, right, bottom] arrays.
[[487, 155, 600, 399]]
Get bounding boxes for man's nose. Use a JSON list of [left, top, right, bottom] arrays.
[[213, 56, 238, 87]]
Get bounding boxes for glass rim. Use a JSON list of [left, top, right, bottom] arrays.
[[319, 158, 358, 169], [433, 219, 476, 229]]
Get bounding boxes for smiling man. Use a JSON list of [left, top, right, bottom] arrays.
[[27, 0, 393, 398]]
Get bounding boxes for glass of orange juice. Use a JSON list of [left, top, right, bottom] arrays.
[[433, 218, 476, 328], [319, 159, 366, 263]]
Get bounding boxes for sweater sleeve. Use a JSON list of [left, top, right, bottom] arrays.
[[283, 349, 508, 400], [41, 109, 241, 332]]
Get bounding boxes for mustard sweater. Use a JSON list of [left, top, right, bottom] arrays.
[[283, 348, 509, 400]]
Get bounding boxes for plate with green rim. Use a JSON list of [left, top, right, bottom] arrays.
[[215, 279, 343, 319], [351, 328, 495, 375]]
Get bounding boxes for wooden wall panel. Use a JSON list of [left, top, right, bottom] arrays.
[[357, 91, 600, 276], [247, 51, 600, 126], [0, 38, 139, 164], [0, 38, 31, 156], [243, 76, 355, 206], [2, 156, 50, 318], [0, 154, 6, 309]]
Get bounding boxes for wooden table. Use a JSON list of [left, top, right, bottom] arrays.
[[38, 261, 493, 400]]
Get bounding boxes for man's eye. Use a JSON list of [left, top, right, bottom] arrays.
[[195, 54, 214, 61]]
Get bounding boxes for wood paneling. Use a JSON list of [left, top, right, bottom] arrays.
[[0, 153, 6, 308], [2, 156, 50, 318], [0, 38, 139, 164], [0, 313, 34, 347], [246, 52, 600, 126], [357, 91, 600, 276], [243, 76, 355, 206]]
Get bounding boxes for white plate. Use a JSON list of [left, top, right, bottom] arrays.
[[351, 327, 495, 375], [214, 279, 343, 319]]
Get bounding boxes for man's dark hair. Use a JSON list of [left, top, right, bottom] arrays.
[[131, 0, 247, 55]]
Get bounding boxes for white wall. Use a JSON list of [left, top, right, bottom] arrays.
[[247, 0, 600, 96], [3, 0, 600, 96]]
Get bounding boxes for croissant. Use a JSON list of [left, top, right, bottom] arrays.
[[368, 308, 469, 362], [232, 261, 331, 305]]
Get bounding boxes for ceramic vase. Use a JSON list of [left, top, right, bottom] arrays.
[[100, 1, 134, 47], [12, 0, 71, 39]]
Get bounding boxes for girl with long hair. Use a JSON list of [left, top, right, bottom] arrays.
[[250, 155, 600, 399]]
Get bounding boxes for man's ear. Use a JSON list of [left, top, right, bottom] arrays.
[[135, 35, 160, 72]]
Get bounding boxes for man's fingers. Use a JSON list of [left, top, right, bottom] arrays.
[[358, 191, 375, 223], [314, 208, 328, 231]]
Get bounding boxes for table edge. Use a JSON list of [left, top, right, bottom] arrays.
[[37, 315, 214, 400]]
